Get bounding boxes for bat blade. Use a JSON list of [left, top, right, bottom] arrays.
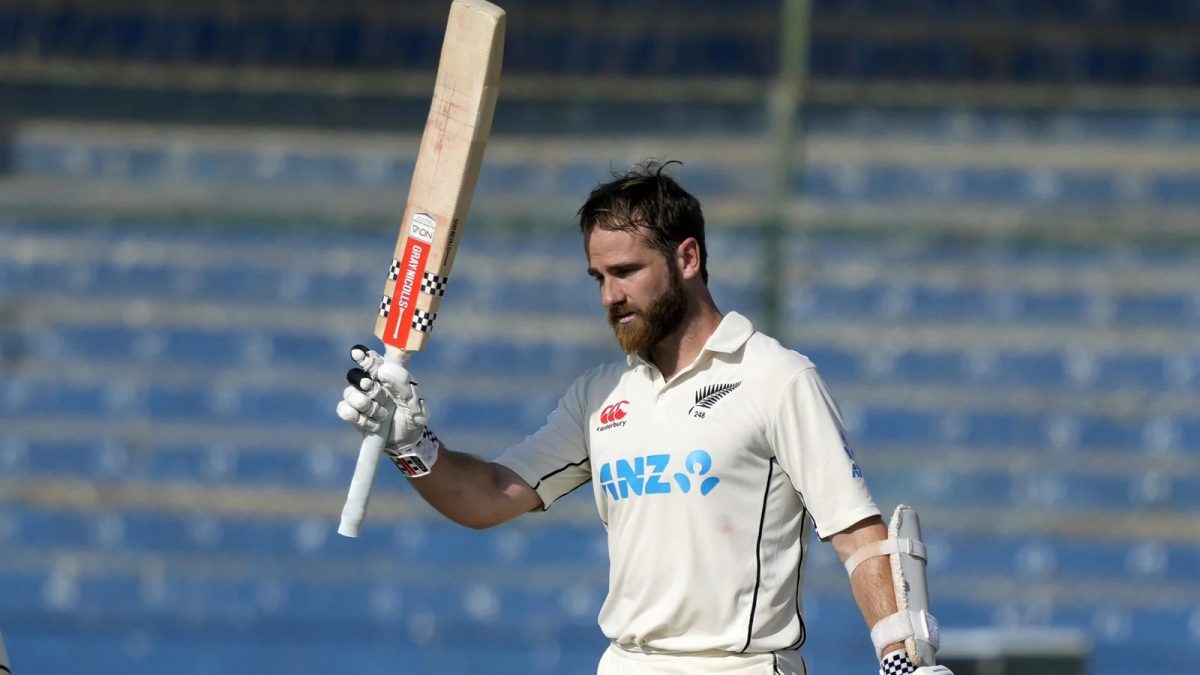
[[375, 0, 506, 353], [340, 0, 505, 538]]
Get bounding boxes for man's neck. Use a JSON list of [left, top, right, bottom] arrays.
[[648, 301, 724, 381]]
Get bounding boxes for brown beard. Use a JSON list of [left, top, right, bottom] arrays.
[[607, 263, 689, 354]]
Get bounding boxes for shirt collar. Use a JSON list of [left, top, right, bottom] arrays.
[[625, 311, 756, 366], [703, 311, 755, 354]]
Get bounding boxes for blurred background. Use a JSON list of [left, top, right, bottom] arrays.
[[0, 0, 1197, 673]]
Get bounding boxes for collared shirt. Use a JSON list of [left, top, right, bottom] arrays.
[[495, 311, 879, 654]]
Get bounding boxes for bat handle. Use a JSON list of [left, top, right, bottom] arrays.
[[337, 348, 409, 538]]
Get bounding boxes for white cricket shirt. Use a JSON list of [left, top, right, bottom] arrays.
[[495, 312, 879, 654]]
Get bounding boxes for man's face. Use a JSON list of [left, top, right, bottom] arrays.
[[585, 226, 689, 354]]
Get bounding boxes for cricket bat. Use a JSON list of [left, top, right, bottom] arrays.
[[338, 0, 506, 538]]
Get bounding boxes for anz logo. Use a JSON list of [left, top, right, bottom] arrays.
[[598, 450, 721, 501]]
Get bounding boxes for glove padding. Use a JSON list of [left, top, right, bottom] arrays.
[[336, 345, 428, 454]]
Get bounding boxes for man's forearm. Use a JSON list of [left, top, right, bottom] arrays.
[[833, 518, 906, 656], [403, 444, 541, 529], [849, 552, 906, 655]]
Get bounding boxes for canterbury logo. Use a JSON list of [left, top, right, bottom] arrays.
[[597, 400, 629, 430], [599, 400, 628, 424], [689, 382, 741, 418]]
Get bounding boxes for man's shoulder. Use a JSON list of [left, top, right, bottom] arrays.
[[566, 357, 633, 397], [741, 331, 817, 377]]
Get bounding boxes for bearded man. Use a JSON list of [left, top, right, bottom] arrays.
[[337, 162, 952, 675]]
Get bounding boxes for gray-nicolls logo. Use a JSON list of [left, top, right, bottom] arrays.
[[689, 382, 742, 418]]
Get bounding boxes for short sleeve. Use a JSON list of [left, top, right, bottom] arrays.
[[768, 367, 879, 539], [493, 372, 592, 510]]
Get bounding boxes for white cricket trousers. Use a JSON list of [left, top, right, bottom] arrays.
[[598, 644, 807, 675]]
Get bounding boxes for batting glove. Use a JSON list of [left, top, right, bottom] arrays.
[[336, 344, 440, 477]]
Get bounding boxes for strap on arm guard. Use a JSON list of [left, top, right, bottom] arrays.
[[845, 504, 941, 667]]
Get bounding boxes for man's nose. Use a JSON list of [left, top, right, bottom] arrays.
[[600, 279, 625, 308]]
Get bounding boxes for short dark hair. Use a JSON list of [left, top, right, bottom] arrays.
[[578, 160, 708, 283]]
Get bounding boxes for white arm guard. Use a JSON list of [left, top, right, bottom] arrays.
[[847, 504, 941, 666]]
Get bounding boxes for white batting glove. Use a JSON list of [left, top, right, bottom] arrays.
[[336, 344, 440, 477]]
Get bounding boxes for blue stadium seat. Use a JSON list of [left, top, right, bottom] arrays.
[[162, 328, 244, 367], [986, 350, 1070, 388], [798, 344, 862, 383], [0, 259, 66, 294], [523, 524, 607, 564], [14, 141, 73, 176], [77, 573, 142, 612], [868, 468, 1011, 509], [963, 410, 1046, 447], [795, 164, 847, 201], [1056, 170, 1121, 204], [1112, 292, 1197, 327], [794, 283, 885, 318], [300, 271, 373, 308], [890, 349, 969, 384], [1, 379, 111, 418], [186, 149, 259, 183], [1179, 416, 1200, 453], [956, 167, 1033, 203], [235, 389, 336, 427], [268, 330, 340, 366], [935, 534, 1023, 576], [1075, 414, 1149, 452], [277, 153, 361, 186], [145, 386, 211, 421], [1093, 352, 1169, 390], [860, 164, 939, 202], [0, 566, 47, 613], [1013, 290, 1090, 324], [857, 407, 942, 446], [1151, 172, 1200, 205], [7, 508, 89, 547], [90, 262, 177, 298], [50, 324, 148, 362], [12, 439, 128, 479], [195, 266, 287, 304], [440, 397, 557, 432], [476, 162, 549, 195]]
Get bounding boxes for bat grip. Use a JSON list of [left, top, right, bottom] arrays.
[[337, 349, 408, 538]]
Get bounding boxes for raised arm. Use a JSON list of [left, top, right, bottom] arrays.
[[336, 345, 543, 529], [403, 443, 542, 529]]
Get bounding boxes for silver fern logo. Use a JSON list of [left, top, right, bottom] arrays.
[[689, 382, 742, 418]]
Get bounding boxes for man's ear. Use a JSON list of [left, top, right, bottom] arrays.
[[675, 238, 702, 281]]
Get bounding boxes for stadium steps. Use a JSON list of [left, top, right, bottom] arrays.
[[4, 175, 1199, 238], [4, 359, 1198, 459], [4, 215, 1198, 295], [4, 477, 1200, 542], [5, 379, 1198, 463], [7, 123, 1200, 236]]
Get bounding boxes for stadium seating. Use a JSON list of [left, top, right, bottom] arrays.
[[2, 1, 1198, 85], [3, 3, 1199, 671]]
